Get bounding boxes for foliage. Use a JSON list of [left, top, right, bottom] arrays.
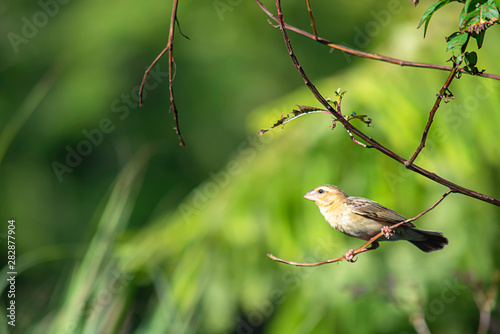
[[419, 0, 499, 65], [1, 0, 499, 333]]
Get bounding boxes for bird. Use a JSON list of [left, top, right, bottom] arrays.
[[304, 184, 448, 253]]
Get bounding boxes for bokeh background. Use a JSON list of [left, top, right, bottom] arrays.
[[1, 0, 500, 333]]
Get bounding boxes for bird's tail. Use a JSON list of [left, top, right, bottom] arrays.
[[408, 228, 448, 253]]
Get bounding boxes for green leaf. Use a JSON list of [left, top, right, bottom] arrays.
[[459, 0, 499, 33], [417, 0, 454, 37], [465, 51, 478, 66], [346, 113, 373, 127], [446, 32, 469, 52], [473, 30, 486, 48]]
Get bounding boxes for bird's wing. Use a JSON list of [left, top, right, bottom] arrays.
[[346, 197, 413, 225]]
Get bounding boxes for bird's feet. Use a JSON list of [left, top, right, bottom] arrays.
[[344, 249, 357, 263], [381, 226, 394, 239]]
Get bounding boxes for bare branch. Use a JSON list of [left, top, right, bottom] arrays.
[[305, 0, 318, 40], [140, 47, 169, 107], [140, 0, 186, 146], [267, 0, 500, 206], [254, 0, 500, 81], [406, 55, 461, 165], [346, 129, 373, 148]]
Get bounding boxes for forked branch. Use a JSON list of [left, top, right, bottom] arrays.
[[254, 0, 500, 81], [140, 0, 186, 146], [270, 0, 500, 206], [406, 58, 461, 165]]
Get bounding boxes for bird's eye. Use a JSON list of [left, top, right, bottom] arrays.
[[318, 189, 324, 194]]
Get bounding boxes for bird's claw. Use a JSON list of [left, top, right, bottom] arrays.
[[344, 249, 357, 263], [381, 226, 394, 239]]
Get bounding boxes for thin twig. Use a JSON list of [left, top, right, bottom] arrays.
[[267, 253, 345, 266], [267, 190, 453, 266], [139, 0, 185, 146], [346, 129, 373, 148], [305, 0, 318, 40], [270, 0, 500, 206], [254, 0, 500, 81], [406, 56, 461, 166], [140, 47, 169, 107]]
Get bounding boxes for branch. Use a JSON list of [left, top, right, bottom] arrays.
[[254, 0, 500, 81], [305, 0, 318, 40], [269, 0, 500, 207], [267, 190, 453, 266], [406, 59, 460, 165], [259, 105, 329, 136], [139, 0, 186, 146]]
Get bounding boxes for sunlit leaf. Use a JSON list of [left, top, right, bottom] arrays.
[[417, 0, 455, 37], [460, 0, 499, 34], [446, 31, 469, 52], [259, 105, 328, 136]]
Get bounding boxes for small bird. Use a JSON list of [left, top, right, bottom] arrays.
[[304, 185, 448, 253]]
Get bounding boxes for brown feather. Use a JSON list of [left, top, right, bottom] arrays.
[[346, 197, 405, 222]]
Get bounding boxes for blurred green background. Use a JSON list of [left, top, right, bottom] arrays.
[[1, 0, 500, 333]]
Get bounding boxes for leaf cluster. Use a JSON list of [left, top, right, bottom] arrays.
[[417, 1, 498, 75]]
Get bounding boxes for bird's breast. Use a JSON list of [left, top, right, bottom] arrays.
[[322, 205, 385, 240]]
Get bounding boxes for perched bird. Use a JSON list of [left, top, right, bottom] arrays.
[[304, 184, 448, 253]]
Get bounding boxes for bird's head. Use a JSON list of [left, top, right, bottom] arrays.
[[303, 184, 348, 207]]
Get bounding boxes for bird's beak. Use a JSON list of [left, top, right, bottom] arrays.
[[303, 189, 316, 201]]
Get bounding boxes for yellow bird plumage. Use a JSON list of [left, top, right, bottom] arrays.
[[304, 185, 448, 252]]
